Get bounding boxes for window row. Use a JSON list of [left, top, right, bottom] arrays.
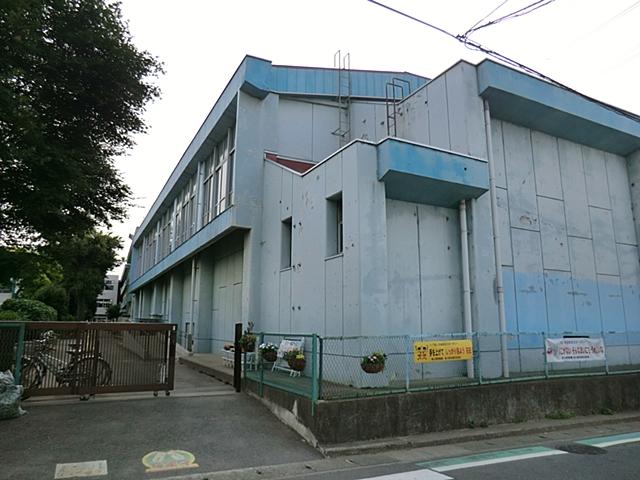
[[138, 126, 235, 277]]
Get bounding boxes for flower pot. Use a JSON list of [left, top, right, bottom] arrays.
[[288, 358, 306, 372], [361, 363, 384, 374], [262, 350, 277, 362]]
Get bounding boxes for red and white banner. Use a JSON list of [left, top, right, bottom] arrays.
[[545, 337, 605, 363]]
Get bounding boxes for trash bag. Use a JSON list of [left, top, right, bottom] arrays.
[[0, 371, 26, 420]]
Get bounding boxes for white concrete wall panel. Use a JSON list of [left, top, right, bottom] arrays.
[[606, 152, 637, 245], [618, 244, 640, 333], [277, 99, 312, 160], [325, 152, 343, 199], [281, 170, 293, 220], [312, 103, 341, 162], [491, 119, 507, 189], [396, 87, 429, 144], [417, 204, 462, 334], [559, 139, 591, 238], [325, 256, 344, 336], [597, 274, 627, 346], [350, 102, 377, 141], [278, 269, 292, 332], [583, 146, 611, 209], [386, 199, 421, 334], [568, 236, 601, 332], [341, 146, 361, 337], [356, 144, 389, 335], [426, 76, 450, 150], [503, 122, 539, 231], [531, 131, 563, 200], [590, 207, 619, 276], [299, 168, 327, 333], [538, 196, 570, 271], [627, 151, 640, 246], [511, 228, 547, 338], [496, 187, 513, 266], [374, 103, 389, 142], [260, 163, 282, 332], [445, 63, 486, 158], [544, 270, 576, 333]]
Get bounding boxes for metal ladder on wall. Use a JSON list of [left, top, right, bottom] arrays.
[[385, 77, 411, 137], [332, 50, 351, 147]]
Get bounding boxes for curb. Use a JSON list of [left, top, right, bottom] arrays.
[[319, 411, 640, 456]]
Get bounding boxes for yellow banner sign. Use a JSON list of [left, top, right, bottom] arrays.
[[413, 340, 473, 363]]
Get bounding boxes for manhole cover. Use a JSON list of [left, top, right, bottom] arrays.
[[555, 443, 607, 455]]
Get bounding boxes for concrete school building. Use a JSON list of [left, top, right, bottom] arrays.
[[126, 54, 640, 379]]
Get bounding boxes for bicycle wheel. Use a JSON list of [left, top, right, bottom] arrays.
[[20, 358, 43, 399], [74, 357, 112, 386]]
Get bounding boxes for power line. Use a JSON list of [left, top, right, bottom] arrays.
[[463, 0, 511, 38], [366, 0, 640, 122], [466, 0, 556, 36]]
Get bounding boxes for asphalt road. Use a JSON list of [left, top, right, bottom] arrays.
[[0, 384, 321, 480]]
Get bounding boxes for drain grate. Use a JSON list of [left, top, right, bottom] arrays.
[[555, 443, 607, 455]]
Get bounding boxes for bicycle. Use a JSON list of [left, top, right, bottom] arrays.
[[21, 330, 112, 399]]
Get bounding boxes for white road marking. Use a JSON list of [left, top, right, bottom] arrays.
[[360, 470, 452, 479], [431, 449, 566, 472], [578, 432, 640, 448], [54, 460, 108, 479]]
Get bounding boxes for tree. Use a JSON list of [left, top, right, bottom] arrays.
[[46, 230, 121, 320], [106, 303, 120, 321], [0, 0, 162, 245]]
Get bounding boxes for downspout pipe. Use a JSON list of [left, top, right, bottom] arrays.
[[483, 99, 510, 378], [459, 199, 474, 379], [188, 256, 197, 354]]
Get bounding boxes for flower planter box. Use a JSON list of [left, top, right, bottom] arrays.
[[262, 350, 277, 362], [287, 358, 306, 372], [361, 363, 385, 374]]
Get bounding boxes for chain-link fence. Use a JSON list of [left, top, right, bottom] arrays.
[[319, 330, 640, 400], [245, 333, 320, 403]]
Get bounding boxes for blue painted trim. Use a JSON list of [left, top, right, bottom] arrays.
[[377, 138, 489, 207], [130, 208, 238, 291], [477, 60, 640, 156]]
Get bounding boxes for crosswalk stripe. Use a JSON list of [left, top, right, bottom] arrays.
[[577, 432, 640, 448], [416, 446, 566, 472]]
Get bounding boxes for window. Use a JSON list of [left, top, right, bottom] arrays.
[[327, 194, 343, 256], [281, 217, 292, 269], [203, 126, 235, 223]]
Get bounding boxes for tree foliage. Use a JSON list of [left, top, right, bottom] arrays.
[[1, 298, 57, 321], [46, 230, 121, 320], [0, 0, 162, 244]]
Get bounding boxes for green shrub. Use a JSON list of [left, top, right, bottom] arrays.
[[33, 284, 68, 320], [1, 298, 56, 322], [0, 310, 23, 321]]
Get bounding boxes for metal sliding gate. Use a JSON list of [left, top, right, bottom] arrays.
[[0, 322, 176, 398]]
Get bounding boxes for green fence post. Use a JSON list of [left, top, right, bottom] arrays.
[[14, 323, 25, 385], [311, 334, 318, 415], [405, 335, 411, 392], [543, 331, 549, 379], [318, 336, 323, 401], [259, 332, 265, 398]]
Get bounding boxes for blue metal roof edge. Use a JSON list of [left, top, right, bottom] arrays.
[[477, 60, 640, 156], [133, 56, 428, 245]]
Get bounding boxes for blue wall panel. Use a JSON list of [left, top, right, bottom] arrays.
[[544, 270, 576, 333]]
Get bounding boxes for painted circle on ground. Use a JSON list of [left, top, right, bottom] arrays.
[[141, 450, 199, 472]]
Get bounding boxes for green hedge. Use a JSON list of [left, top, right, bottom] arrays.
[[0, 298, 56, 322]]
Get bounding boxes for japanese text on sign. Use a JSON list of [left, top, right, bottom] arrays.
[[413, 340, 473, 363], [545, 337, 605, 363]]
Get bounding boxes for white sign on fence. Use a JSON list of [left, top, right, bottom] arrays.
[[545, 337, 605, 363]]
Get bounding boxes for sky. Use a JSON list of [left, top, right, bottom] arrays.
[[110, 0, 640, 275]]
